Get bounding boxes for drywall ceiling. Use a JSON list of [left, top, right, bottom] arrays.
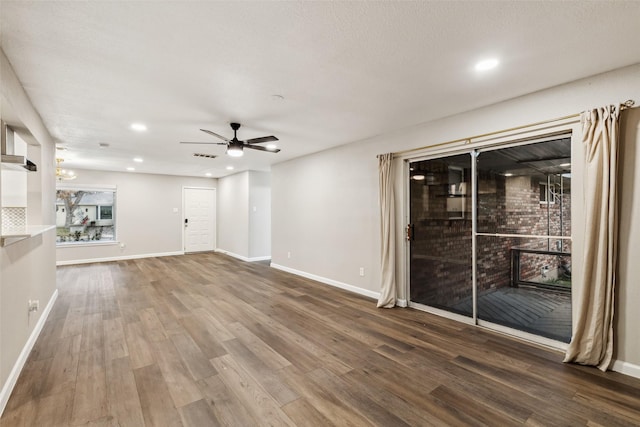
[[1, 1, 639, 178]]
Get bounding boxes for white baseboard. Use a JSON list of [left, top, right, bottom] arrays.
[[612, 359, 640, 379], [0, 289, 58, 417], [56, 251, 184, 266], [215, 249, 271, 263], [248, 255, 272, 262], [270, 263, 380, 301]]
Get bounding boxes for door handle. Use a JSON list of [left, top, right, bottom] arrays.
[[184, 218, 188, 227]]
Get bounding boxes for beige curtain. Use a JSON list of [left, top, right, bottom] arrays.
[[377, 153, 396, 308], [564, 104, 620, 371]]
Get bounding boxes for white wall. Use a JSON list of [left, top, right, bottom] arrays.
[[1, 48, 57, 414], [617, 107, 640, 369], [217, 170, 272, 261], [1, 133, 27, 207], [271, 63, 640, 369], [249, 171, 271, 259], [272, 142, 379, 291], [217, 171, 249, 259], [56, 169, 216, 264]]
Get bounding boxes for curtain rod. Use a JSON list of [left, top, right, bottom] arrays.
[[387, 99, 636, 158]]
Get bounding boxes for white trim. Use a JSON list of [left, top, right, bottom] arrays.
[[215, 249, 270, 263], [612, 360, 640, 379], [56, 183, 116, 191], [409, 301, 476, 326], [270, 263, 380, 300], [248, 255, 272, 262], [0, 289, 58, 417], [477, 319, 568, 351], [56, 251, 184, 266], [57, 241, 119, 248]]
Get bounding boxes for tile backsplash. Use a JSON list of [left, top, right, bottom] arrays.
[[2, 207, 27, 229]]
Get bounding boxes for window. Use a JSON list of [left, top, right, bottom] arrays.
[[99, 205, 113, 220], [539, 182, 556, 204], [56, 186, 116, 244]]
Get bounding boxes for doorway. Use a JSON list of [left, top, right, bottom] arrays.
[[408, 136, 572, 345], [184, 187, 216, 253]]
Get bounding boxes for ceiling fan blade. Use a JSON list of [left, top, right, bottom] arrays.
[[180, 141, 227, 145], [245, 144, 280, 153], [245, 135, 279, 144], [200, 129, 230, 142]]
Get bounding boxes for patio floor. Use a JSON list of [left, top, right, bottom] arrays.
[[452, 286, 572, 342], [411, 286, 572, 343]]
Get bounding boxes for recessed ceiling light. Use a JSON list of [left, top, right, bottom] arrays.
[[475, 58, 499, 72], [205, 172, 212, 177], [130, 123, 147, 132], [56, 146, 67, 151], [133, 157, 143, 163], [271, 94, 285, 101], [504, 173, 514, 177], [126, 167, 135, 171], [266, 143, 278, 150], [560, 162, 571, 167], [99, 142, 110, 148], [226, 166, 234, 171], [412, 174, 425, 181]]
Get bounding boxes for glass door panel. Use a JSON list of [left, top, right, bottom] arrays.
[[476, 137, 572, 343], [409, 154, 472, 316], [476, 235, 571, 342]]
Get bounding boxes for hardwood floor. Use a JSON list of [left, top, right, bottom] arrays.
[[2, 252, 640, 426]]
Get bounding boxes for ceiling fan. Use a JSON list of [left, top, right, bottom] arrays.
[[180, 123, 279, 157]]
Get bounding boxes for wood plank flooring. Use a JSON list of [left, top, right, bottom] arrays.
[[2, 252, 640, 426]]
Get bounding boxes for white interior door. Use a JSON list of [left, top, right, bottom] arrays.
[[184, 188, 216, 252]]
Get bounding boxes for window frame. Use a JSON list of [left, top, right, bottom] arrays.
[[539, 181, 556, 205], [55, 184, 117, 246]]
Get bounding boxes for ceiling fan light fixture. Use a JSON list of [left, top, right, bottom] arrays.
[[227, 146, 243, 157]]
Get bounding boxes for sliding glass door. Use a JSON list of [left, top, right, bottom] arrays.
[[409, 153, 473, 318], [409, 136, 572, 344]]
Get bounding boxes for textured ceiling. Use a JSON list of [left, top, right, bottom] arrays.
[[1, 1, 640, 178]]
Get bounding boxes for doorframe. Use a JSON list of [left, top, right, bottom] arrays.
[[182, 186, 217, 253], [400, 117, 582, 350]]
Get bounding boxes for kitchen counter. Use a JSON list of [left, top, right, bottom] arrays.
[[1, 224, 55, 246]]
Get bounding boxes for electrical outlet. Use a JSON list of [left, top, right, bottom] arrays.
[[359, 267, 365, 277], [287, 251, 291, 259]]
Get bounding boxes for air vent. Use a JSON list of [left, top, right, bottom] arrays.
[[193, 153, 217, 159]]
